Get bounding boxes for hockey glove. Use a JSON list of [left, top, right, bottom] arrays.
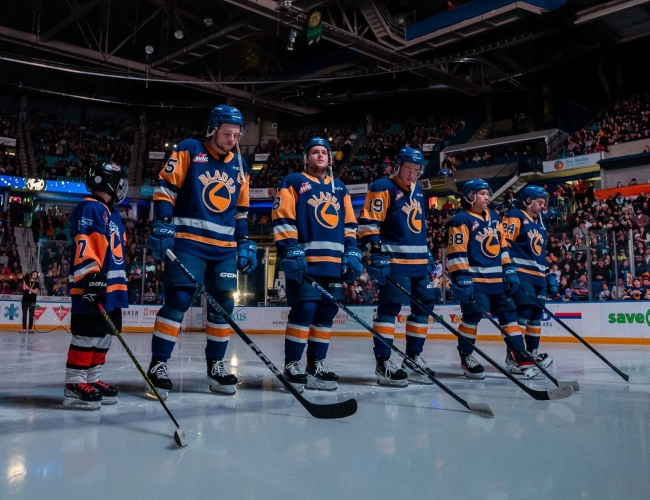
[[341, 248, 363, 281], [502, 265, 520, 296], [282, 247, 306, 284], [451, 275, 474, 304], [366, 253, 391, 285], [237, 239, 257, 275], [427, 252, 436, 275], [546, 272, 559, 296], [147, 219, 175, 259], [83, 273, 107, 309]]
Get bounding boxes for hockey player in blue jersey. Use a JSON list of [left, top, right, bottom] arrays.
[[63, 161, 129, 409], [501, 185, 557, 372], [359, 146, 436, 387], [145, 105, 257, 398], [272, 137, 362, 392], [447, 179, 539, 379]]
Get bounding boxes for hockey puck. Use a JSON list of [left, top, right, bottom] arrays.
[[174, 429, 188, 447]]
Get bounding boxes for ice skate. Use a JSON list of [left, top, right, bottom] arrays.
[[306, 358, 338, 391], [145, 360, 173, 400], [401, 354, 434, 384], [207, 359, 238, 395], [459, 352, 485, 379], [283, 360, 306, 394], [93, 380, 118, 405], [63, 383, 102, 410], [507, 350, 540, 379], [376, 357, 408, 387], [530, 348, 553, 368]]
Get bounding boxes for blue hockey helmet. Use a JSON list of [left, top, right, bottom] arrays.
[[207, 105, 244, 137], [519, 185, 549, 206], [461, 179, 491, 205], [303, 136, 332, 157], [396, 146, 425, 167]]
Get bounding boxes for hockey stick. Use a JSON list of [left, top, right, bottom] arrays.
[[468, 299, 580, 392], [303, 273, 494, 418], [97, 303, 188, 448], [386, 277, 572, 401], [519, 287, 650, 384], [166, 250, 357, 419]]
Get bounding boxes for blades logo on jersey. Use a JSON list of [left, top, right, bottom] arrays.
[[109, 221, 124, 265], [308, 192, 340, 229], [199, 170, 236, 213], [476, 227, 501, 258], [401, 199, 422, 234], [527, 228, 544, 257]]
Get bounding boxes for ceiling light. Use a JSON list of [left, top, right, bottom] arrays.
[[204, 17, 213, 27], [145, 45, 154, 55], [174, 30, 184, 40]]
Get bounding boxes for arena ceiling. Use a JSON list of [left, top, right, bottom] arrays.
[[0, 0, 649, 116]]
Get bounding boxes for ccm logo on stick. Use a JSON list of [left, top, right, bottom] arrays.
[[220, 273, 236, 278]]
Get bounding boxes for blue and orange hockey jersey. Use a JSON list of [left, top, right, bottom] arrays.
[[153, 139, 249, 261], [501, 208, 547, 287], [358, 177, 429, 277], [69, 198, 128, 313], [272, 172, 358, 277], [447, 209, 511, 294]]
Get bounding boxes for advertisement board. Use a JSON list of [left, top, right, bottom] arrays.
[[148, 151, 166, 160], [249, 188, 276, 199], [542, 152, 602, 173], [0, 137, 17, 147], [346, 184, 368, 195]]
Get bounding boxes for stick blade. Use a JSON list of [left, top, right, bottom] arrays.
[[627, 375, 650, 385], [174, 429, 188, 447], [546, 384, 573, 401], [467, 402, 494, 418], [559, 380, 581, 392], [304, 398, 358, 419]]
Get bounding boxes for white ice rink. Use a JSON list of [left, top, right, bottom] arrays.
[[0, 330, 649, 500]]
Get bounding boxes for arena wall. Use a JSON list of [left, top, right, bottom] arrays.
[[2, 298, 650, 343]]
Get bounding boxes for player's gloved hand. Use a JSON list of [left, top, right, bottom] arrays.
[[147, 219, 175, 259], [427, 252, 436, 275], [341, 248, 363, 281], [502, 264, 520, 296], [237, 239, 257, 275], [366, 254, 391, 285], [282, 246, 306, 284], [83, 273, 107, 309], [452, 275, 473, 304], [546, 273, 559, 296]]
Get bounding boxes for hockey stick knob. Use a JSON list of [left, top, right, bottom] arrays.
[[174, 429, 188, 447]]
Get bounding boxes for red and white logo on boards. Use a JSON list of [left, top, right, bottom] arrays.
[[33, 306, 47, 321], [192, 153, 209, 163], [55, 306, 71, 321]]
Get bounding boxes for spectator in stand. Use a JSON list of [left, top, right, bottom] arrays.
[[623, 277, 649, 300], [570, 274, 590, 301], [610, 278, 626, 300]]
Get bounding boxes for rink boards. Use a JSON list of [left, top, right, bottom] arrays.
[[1, 296, 650, 343]]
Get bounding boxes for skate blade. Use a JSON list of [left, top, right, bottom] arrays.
[[63, 398, 101, 410], [305, 375, 338, 391], [524, 367, 541, 379], [463, 371, 485, 380], [208, 382, 237, 395], [144, 386, 168, 401], [376, 376, 408, 388], [406, 373, 434, 385], [100, 397, 118, 405]]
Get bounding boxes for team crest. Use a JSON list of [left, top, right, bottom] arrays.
[[401, 199, 422, 234], [308, 192, 340, 229], [199, 170, 236, 213], [527, 229, 544, 257], [475, 227, 501, 258], [299, 182, 312, 194]]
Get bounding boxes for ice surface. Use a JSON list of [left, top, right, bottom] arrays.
[[0, 330, 648, 499]]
